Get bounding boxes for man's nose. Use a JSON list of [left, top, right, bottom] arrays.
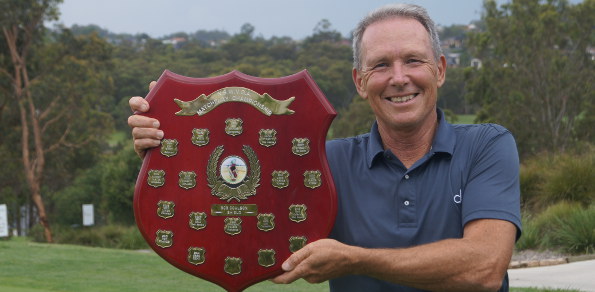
[[389, 63, 409, 87]]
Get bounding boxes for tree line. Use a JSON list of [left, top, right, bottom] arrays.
[[1, 0, 592, 242]]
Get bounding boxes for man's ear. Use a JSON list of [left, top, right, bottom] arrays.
[[436, 55, 447, 88], [352, 67, 368, 99]]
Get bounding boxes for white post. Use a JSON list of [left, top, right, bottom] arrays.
[[82, 204, 94, 226], [0, 204, 8, 237]]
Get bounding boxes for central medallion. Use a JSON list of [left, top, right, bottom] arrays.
[[220, 156, 248, 185], [207, 145, 261, 202]]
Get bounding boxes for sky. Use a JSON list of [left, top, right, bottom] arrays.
[[54, 0, 487, 40]]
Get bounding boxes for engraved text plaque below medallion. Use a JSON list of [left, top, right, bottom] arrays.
[[133, 70, 336, 292]]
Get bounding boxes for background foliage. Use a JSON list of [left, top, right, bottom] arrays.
[[466, 0, 594, 157]]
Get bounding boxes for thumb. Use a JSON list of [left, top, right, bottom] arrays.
[[282, 245, 311, 272], [149, 81, 157, 91]]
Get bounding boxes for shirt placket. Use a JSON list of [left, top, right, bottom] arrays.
[[397, 171, 417, 228]]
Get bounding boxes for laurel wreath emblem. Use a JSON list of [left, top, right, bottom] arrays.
[[207, 145, 261, 202]]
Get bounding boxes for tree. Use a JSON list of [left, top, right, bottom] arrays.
[[466, 0, 594, 156], [298, 20, 355, 110], [304, 19, 343, 45], [0, 0, 63, 242], [0, 0, 114, 242], [437, 67, 476, 114], [52, 144, 141, 226], [330, 95, 375, 139]]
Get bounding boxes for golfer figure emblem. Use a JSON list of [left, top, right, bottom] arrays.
[[207, 145, 261, 202], [220, 156, 248, 184]]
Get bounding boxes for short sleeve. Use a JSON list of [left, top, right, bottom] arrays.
[[461, 125, 522, 239]]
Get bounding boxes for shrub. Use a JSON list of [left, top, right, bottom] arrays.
[[519, 160, 547, 209], [29, 224, 149, 250], [520, 150, 594, 211], [115, 226, 148, 250], [547, 205, 595, 254], [516, 202, 595, 254], [71, 228, 104, 246], [28, 223, 48, 243], [532, 201, 580, 234], [541, 153, 594, 207], [515, 215, 540, 250]]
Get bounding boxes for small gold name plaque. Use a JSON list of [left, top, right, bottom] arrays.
[[211, 204, 258, 216]]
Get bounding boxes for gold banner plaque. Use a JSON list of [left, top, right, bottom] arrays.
[[211, 204, 258, 216]]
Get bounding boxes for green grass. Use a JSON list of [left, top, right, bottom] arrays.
[[0, 237, 327, 292], [455, 114, 477, 124], [511, 289, 584, 292], [0, 237, 583, 292]]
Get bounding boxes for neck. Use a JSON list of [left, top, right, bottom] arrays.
[[377, 112, 438, 169]]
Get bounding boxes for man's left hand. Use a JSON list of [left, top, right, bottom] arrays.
[[271, 239, 361, 284]]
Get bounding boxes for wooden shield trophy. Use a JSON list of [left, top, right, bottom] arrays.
[[133, 70, 337, 292]]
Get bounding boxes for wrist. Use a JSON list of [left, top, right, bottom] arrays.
[[345, 245, 368, 275]]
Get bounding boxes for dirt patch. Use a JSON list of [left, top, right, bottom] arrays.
[[512, 249, 569, 262]]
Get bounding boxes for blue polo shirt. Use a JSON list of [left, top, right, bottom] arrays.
[[326, 109, 521, 292]]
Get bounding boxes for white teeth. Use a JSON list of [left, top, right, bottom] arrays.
[[389, 94, 415, 103]]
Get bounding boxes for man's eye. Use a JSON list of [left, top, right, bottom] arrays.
[[407, 59, 422, 64], [372, 63, 388, 69]]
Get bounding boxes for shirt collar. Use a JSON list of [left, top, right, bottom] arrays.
[[366, 122, 385, 168], [431, 108, 456, 156], [365, 108, 456, 168]]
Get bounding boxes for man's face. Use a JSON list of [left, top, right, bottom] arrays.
[[353, 17, 446, 132]]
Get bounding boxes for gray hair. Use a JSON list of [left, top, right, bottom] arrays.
[[352, 3, 443, 70]]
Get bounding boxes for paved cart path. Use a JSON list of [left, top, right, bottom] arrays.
[[508, 260, 595, 292]]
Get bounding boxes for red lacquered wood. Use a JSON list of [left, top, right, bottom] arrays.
[[133, 70, 337, 292]]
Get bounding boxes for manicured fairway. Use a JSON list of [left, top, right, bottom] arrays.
[[0, 238, 583, 292], [0, 237, 327, 292]]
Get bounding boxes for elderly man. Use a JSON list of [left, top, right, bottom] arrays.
[[128, 4, 521, 292]]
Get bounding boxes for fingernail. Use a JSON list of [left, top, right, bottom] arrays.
[[282, 261, 292, 271], [141, 104, 149, 111], [156, 130, 164, 139], [153, 121, 160, 128]]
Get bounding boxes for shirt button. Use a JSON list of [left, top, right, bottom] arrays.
[[404, 200, 410, 206], [404, 174, 410, 180]]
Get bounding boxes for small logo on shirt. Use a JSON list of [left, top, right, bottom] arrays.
[[453, 189, 462, 204]]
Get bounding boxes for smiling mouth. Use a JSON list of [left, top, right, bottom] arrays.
[[387, 94, 417, 103]]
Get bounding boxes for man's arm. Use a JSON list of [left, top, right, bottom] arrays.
[[127, 81, 163, 159], [272, 218, 516, 292]]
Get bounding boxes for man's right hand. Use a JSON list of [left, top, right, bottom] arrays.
[[128, 81, 163, 159]]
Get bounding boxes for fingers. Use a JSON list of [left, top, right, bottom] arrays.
[[127, 114, 160, 129], [270, 245, 313, 284], [127, 80, 159, 159], [131, 125, 164, 140], [129, 116, 163, 158], [128, 110, 163, 159], [129, 80, 157, 113], [133, 137, 162, 159], [281, 245, 310, 272], [129, 96, 150, 113], [271, 239, 356, 285]]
